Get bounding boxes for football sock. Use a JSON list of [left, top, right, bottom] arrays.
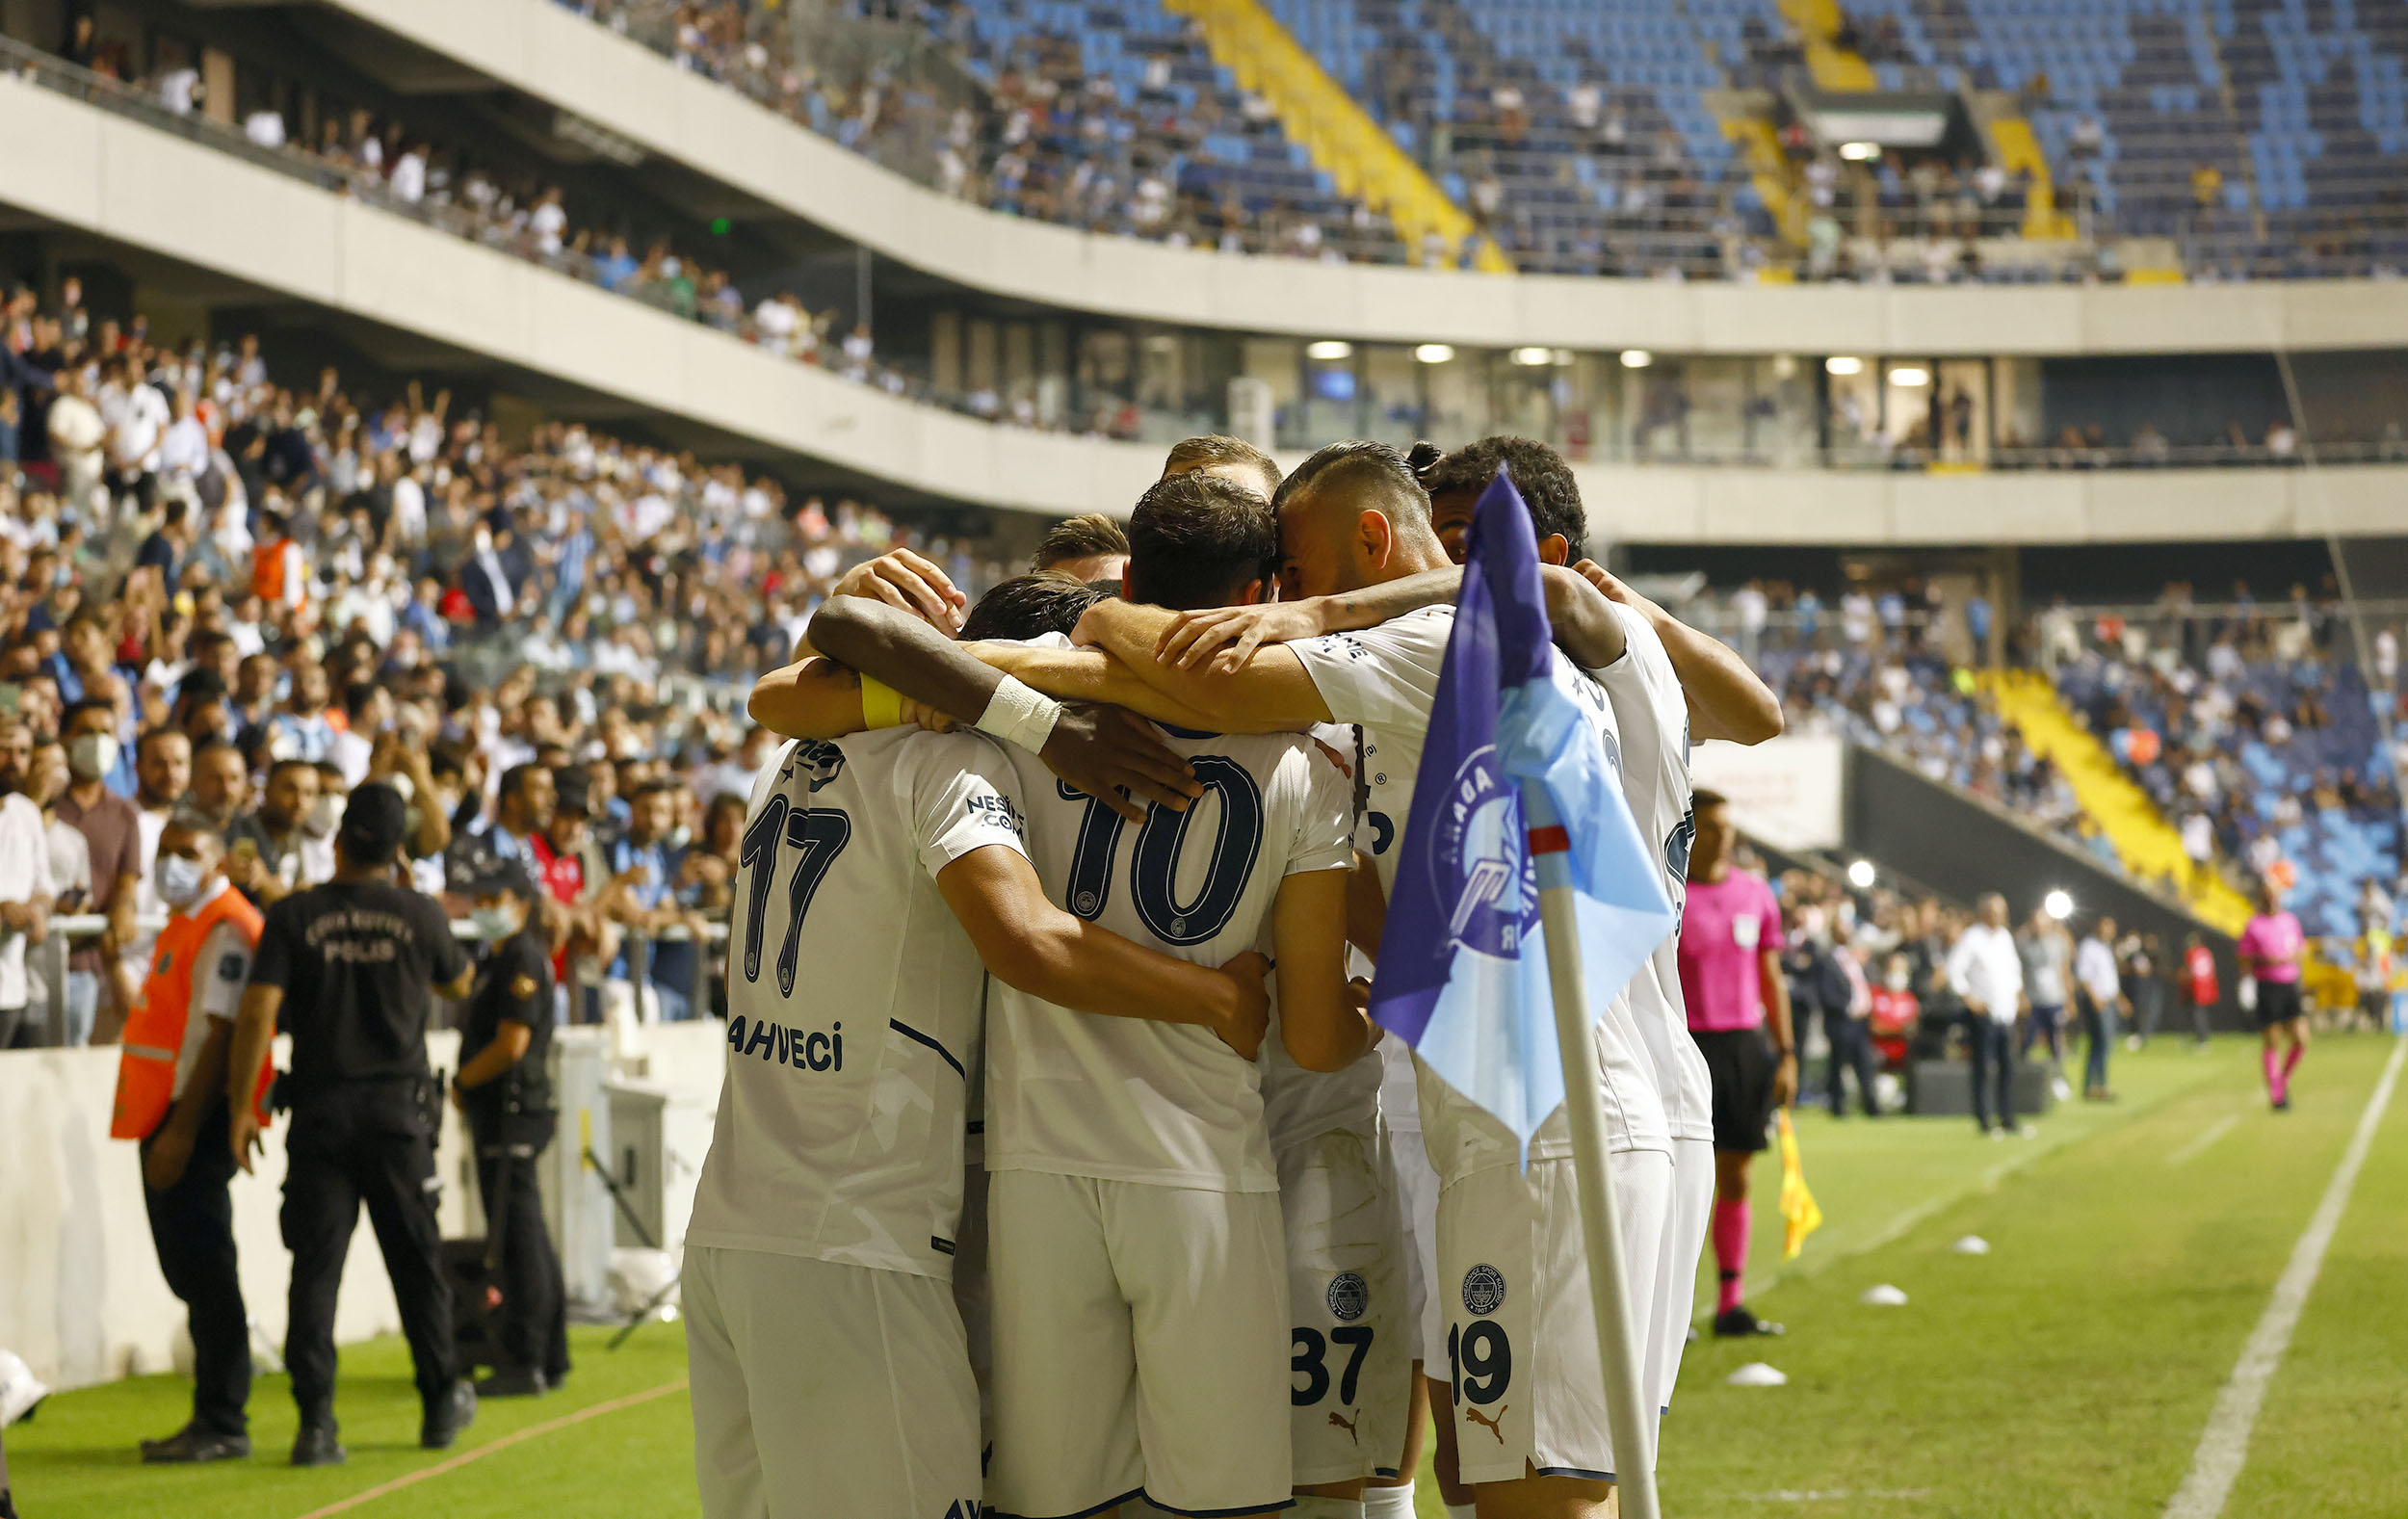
[[2263, 1046, 2283, 1097], [1713, 1197, 1750, 1315], [2282, 1041, 2304, 1092], [1362, 1483, 1418, 1518]]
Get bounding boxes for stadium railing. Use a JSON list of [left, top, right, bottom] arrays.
[[31, 912, 734, 1049]]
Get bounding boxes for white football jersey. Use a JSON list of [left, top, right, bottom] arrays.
[[1258, 722, 1385, 1152], [983, 719, 1354, 1192], [1290, 605, 1672, 1179], [1589, 602, 1715, 1145], [687, 731, 1030, 1280]]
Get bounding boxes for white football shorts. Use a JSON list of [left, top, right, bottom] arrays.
[[1378, 1118, 1444, 1373], [1432, 1148, 1674, 1486], [1654, 1137, 1714, 1414], [1278, 1122, 1410, 1485], [685, 1244, 981, 1519], [985, 1170, 1292, 1518]]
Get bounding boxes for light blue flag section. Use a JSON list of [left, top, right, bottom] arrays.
[[1367, 467, 1677, 1158]]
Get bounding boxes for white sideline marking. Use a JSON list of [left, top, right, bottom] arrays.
[[2165, 1113, 2240, 1167], [2161, 1038, 2406, 1519], [291, 1377, 688, 1519]]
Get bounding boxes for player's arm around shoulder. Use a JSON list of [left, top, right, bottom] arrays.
[[1071, 598, 1335, 734], [746, 656, 867, 740], [1570, 560, 1781, 745]]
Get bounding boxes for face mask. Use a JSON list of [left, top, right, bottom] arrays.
[[470, 904, 518, 940], [1886, 969, 1909, 991], [303, 795, 341, 838], [156, 853, 209, 907], [68, 732, 118, 780]]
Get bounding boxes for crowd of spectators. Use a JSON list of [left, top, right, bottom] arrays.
[[1697, 577, 2093, 857], [0, 276, 1014, 1047], [1764, 854, 2213, 1121], [2037, 584, 2405, 935], [568, 0, 1411, 264]]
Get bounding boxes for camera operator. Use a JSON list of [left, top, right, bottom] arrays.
[[222, 782, 478, 1467], [448, 847, 570, 1397]]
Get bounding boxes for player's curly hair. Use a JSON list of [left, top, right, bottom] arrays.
[[1421, 435, 1587, 562]]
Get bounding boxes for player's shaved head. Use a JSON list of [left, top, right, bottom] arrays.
[[1162, 434, 1282, 501], [960, 573, 1112, 642], [1421, 434, 1587, 565], [1269, 439, 1448, 599], [1124, 472, 1278, 612]]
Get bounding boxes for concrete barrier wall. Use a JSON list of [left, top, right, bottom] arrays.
[[0, 1035, 457, 1394], [0, 1020, 730, 1396]]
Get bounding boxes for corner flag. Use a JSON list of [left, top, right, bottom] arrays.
[[1367, 469, 1678, 1149]]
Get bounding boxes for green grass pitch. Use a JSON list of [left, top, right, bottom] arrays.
[[11, 1035, 2403, 1518]]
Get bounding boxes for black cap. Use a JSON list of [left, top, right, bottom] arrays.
[[553, 764, 593, 818], [337, 781, 409, 864], [448, 839, 537, 900]]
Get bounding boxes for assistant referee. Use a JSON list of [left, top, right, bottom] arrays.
[[224, 782, 479, 1467], [1675, 790, 1796, 1339]]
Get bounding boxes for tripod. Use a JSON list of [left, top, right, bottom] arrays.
[[582, 1143, 683, 1350]]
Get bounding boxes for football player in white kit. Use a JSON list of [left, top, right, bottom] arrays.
[[779, 473, 1374, 1519], [1150, 438, 1782, 1505], [693, 677, 1275, 1517], [982, 443, 1669, 1519]]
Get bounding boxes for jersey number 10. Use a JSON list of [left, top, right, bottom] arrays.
[[1054, 756, 1265, 946], [738, 795, 852, 995]]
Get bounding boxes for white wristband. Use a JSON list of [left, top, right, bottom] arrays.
[[975, 674, 1063, 754]]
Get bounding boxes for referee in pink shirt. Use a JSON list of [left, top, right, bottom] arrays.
[[1675, 790, 1797, 1338], [2238, 877, 2310, 1110]]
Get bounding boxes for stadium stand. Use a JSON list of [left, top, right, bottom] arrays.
[[2042, 594, 2404, 935], [548, 0, 2408, 280], [570, 0, 1423, 261]]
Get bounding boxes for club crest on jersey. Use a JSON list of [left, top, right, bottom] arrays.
[[781, 740, 847, 794], [1327, 1270, 1369, 1323], [1461, 1263, 1507, 1316], [1429, 746, 1539, 959], [726, 1014, 843, 1072]]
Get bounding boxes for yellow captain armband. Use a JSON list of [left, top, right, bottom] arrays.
[[860, 675, 905, 729]]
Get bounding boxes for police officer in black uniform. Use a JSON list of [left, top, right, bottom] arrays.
[[224, 782, 478, 1467], [449, 846, 570, 1397]]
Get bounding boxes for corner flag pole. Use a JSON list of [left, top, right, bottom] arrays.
[[1524, 781, 1662, 1519]]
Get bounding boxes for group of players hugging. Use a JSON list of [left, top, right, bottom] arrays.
[[688, 431, 1783, 1519]]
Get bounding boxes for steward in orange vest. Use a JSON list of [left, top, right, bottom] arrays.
[[114, 812, 267, 1464]]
